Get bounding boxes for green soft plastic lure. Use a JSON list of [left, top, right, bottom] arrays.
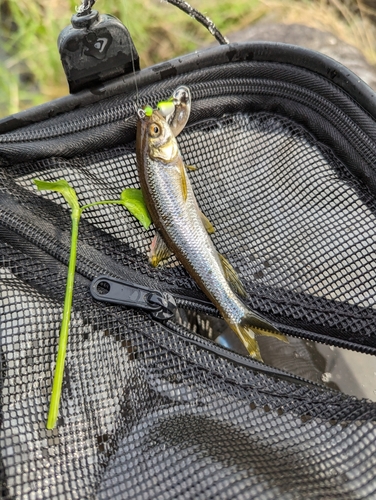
[[157, 98, 175, 118]]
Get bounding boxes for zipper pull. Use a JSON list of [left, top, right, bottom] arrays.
[[90, 276, 177, 320]]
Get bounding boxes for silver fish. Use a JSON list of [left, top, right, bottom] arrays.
[[136, 107, 287, 361]]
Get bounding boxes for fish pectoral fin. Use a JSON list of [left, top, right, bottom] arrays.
[[178, 160, 188, 201], [200, 212, 215, 234], [218, 253, 247, 298], [149, 231, 172, 267], [186, 165, 197, 171]]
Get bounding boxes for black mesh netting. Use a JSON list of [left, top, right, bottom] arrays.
[[1, 50, 376, 498]]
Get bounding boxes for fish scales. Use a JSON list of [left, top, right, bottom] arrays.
[[146, 155, 245, 327]]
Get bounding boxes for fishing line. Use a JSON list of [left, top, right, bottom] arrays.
[[130, 43, 140, 112], [73, 0, 228, 109], [125, 0, 141, 112]]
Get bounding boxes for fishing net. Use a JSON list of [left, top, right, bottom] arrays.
[[1, 42, 376, 498]]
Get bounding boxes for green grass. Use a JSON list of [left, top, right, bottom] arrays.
[[0, 0, 264, 117]]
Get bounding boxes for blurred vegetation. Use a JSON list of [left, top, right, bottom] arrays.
[[0, 0, 265, 116], [0, 0, 375, 117]]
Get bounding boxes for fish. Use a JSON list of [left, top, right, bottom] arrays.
[[136, 100, 287, 362]]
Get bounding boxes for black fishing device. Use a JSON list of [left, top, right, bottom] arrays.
[[58, 8, 140, 93]]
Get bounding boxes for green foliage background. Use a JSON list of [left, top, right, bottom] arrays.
[[0, 0, 375, 117], [0, 0, 264, 117]]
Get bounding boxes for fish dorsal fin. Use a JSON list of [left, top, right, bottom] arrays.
[[149, 231, 172, 267], [218, 253, 247, 298], [186, 165, 197, 171], [200, 211, 215, 234]]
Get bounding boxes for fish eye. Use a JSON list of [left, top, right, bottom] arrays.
[[149, 123, 161, 138]]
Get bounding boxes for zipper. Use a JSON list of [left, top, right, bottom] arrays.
[[1, 212, 320, 387], [1, 76, 375, 172], [89, 276, 324, 387], [0, 195, 215, 317], [89, 275, 218, 317], [2, 189, 375, 364], [1, 198, 374, 358], [163, 318, 329, 388], [90, 275, 178, 320]]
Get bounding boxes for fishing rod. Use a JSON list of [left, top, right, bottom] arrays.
[[58, 0, 228, 94], [75, 0, 228, 45]]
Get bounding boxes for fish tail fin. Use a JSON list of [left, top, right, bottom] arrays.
[[228, 311, 288, 362], [230, 322, 263, 362]]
